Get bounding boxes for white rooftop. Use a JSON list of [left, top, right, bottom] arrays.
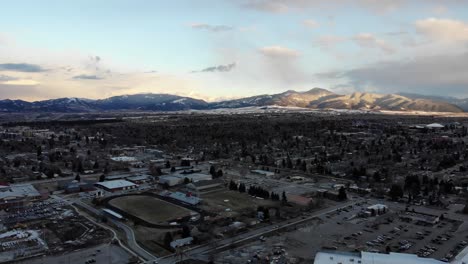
[[426, 123, 445, 128], [314, 251, 445, 264], [367, 204, 388, 210], [0, 184, 41, 200], [95, 180, 137, 190], [110, 156, 137, 162]]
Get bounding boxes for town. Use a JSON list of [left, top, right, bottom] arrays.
[[0, 111, 467, 264]]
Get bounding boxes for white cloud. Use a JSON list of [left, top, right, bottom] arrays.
[[190, 23, 233, 32], [431, 5, 448, 15], [303, 19, 319, 29], [258, 46, 300, 58], [239, 0, 407, 14], [416, 18, 468, 42], [2, 79, 39, 86], [352, 33, 396, 54]]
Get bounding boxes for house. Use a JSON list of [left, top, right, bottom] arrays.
[[170, 237, 193, 248], [94, 180, 138, 192]]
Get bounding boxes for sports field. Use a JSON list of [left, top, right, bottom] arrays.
[[109, 195, 193, 224]]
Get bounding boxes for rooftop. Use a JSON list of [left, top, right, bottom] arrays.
[[314, 251, 444, 264], [0, 184, 41, 200], [95, 180, 137, 190]]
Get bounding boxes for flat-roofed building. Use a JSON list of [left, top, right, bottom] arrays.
[[94, 180, 137, 192], [400, 211, 440, 225], [313, 251, 444, 264], [0, 184, 43, 209], [126, 174, 151, 184]]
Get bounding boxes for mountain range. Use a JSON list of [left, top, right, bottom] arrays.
[[0, 88, 465, 113]]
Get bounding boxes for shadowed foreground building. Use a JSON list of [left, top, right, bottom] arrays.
[[313, 251, 448, 264]]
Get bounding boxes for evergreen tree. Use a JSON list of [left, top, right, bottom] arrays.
[[164, 232, 173, 247], [338, 187, 347, 201], [282, 191, 288, 204]]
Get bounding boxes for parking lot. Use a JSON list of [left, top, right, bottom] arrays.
[[226, 198, 468, 263], [1, 200, 65, 226]]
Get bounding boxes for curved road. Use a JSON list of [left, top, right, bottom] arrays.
[[74, 200, 157, 261], [52, 195, 156, 261]]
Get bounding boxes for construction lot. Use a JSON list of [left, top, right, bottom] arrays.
[[15, 243, 133, 264], [215, 199, 468, 263], [0, 199, 112, 263], [109, 195, 194, 224]]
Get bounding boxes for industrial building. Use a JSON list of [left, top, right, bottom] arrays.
[[159, 176, 184, 187], [400, 211, 440, 225], [186, 179, 224, 195], [168, 191, 201, 205], [177, 173, 212, 182], [94, 180, 138, 192], [0, 184, 43, 209], [126, 174, 151, 184], [159, 173, 213, 187]]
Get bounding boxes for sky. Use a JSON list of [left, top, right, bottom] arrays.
[[1, 0, 468, 101]]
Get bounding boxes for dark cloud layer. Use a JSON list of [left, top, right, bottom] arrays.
[[0, 63, 46, 72], [319, 52, 468, 97], [73, 74, 104, 80], [194, 63, 236, 73]]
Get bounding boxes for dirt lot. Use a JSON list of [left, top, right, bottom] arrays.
[[109, 195, 193, 224], [200, 190, 278, 216], [133, 225, 177, 256]]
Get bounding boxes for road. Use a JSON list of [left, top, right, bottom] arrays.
[[71, 199, 157, 261], [152, 199, 362, 264], [52, 195, 157, 262]]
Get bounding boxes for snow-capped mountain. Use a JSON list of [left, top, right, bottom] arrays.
[[0, 89, 464, 113]]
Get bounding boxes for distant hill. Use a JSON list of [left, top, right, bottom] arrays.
[[398, 93, 468, 112], [0, 89, 463, 113], [212, 88, 463, 113]]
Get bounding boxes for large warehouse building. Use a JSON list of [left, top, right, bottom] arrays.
[[313, 251, 444, 264], [94, 180, 138, 192], [0, 184, 43, 209]]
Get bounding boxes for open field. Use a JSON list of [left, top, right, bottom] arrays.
[[200, 190, 278, 215], [109, 195, 193, 224]]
